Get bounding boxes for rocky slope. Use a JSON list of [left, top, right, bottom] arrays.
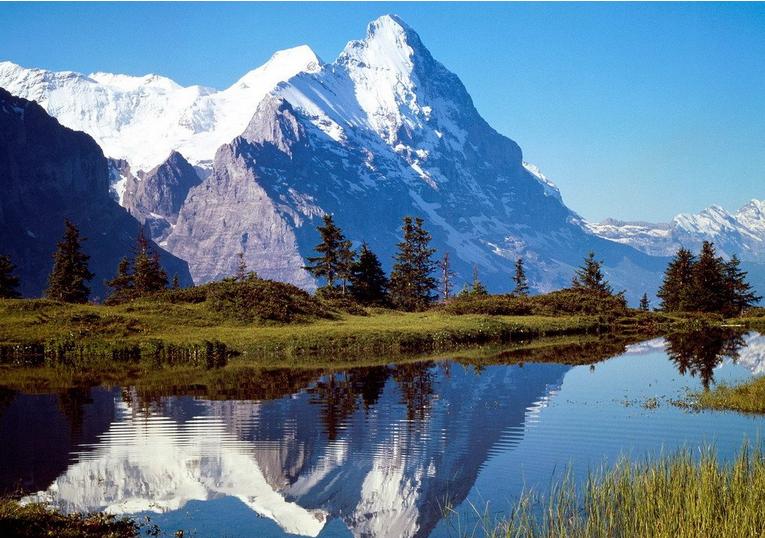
[[0, 88, 192, 298]]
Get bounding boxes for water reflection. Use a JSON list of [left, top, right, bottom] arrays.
[[1, 333, 765, 537], [665, 328, 747, 388]]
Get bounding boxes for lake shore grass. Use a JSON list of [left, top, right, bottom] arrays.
[[481, 445, 765, 538], [0, 498, 137, 538], [693, 376, 765, 414]]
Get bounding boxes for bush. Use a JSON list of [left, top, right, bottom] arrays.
[[207, 277, 333, 323], [440, 288, 629, 317]]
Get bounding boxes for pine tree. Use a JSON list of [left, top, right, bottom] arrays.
[[132, 227, 167, 295], [236, 251, 247, 281], [350, 243, 389, 305], [723, 255, 761, 315], [512, 258, 529, 297], [471, 264, 488, 296], [338, 239, 355, 295], [690, 241, 727, 313], [438, 252, 455, 301], [389, 216, 437, 311], [172, 273, 180, 289], [46, 220, 94, 303], [639, 293, 650, 311], [0, 255, 20, 298], [105, 257, 134, 303], [304, 214, 353, 293], [657, 247, 696, 311], [571, 251, 612, 294]]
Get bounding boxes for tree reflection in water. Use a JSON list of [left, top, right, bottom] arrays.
[[665, 328, 746, 389]]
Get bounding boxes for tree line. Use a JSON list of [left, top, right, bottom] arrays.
[[0, 218, 760, 316]]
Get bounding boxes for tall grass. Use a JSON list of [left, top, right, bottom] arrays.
[[484, 445, 765, 538], [695, 376, 765, 414]]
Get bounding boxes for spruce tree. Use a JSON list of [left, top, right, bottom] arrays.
[[0, 255, 20, 298], [512, 258, 529, 297], [571, 251, 612, 294], [438, 252, 455, 301], [105, 257, 134, 304], [350, 243, 389, 305], [172, 273, 180, 289], [639, 293, 650, 311], [657, 247, 696, 311], [471, 264, 488, 296], [132, 227, 167, 295], [236, 251, 247, 281], [690, 241, 727, 313], [304, 214, 353, 293], [723, 255, 761, 315], [389, 216, 437, 311], [46, 220, 94, 303]]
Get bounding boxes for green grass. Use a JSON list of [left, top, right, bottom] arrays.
[[0, 298, 607, 363], [478, 445, 765, 538], [694, 376, 765, 414], [0, 499, 137, 537]]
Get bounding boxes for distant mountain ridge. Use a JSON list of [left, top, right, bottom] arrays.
[[586, 199, 765, 262]]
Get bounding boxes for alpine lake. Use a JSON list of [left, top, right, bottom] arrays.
[[2, 330, 764, 538]]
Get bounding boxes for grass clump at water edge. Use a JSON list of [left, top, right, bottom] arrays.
[[0, 498, 137, 537], [468, 445, 765, 538]]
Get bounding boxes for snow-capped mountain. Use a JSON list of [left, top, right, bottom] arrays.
[[0, 45, 321, 172], [0, 15, 667, 300], [587, 200, 765, 262]]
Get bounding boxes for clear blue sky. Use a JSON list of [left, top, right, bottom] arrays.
[[1, 2, 764, 222]]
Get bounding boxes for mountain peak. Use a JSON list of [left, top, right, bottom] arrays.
[[234, 45, 321, 89], [339, 14, 425, 74]]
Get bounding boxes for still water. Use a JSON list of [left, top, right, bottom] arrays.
[[2, 332, 765, 537]]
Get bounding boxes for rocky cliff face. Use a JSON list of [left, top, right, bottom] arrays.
[[0, 88, 192, 298], [122, 151, 201, 242]]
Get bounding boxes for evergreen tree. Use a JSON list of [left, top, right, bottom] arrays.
[[512, 257, 529, 297], [132, 227, 167, 295], [571, 251, 612, 294], [657, 247, 697, 311], [105, 257, 134, 303], [690, 241, 727, 313], [389, 216, 437, 311], [338, 239, 355, 295], [639, 293, 650, 312], [349, 243, 389, 305], [172, 273, 180, 289], [471, 264, 488, 296], [723, 255, 761, 315], [0, 254, 20, 298], [438, 252, 455, 301], [236, 251, 247, 281], [304, 214, 353, 293], [46, 220, 94, 303]]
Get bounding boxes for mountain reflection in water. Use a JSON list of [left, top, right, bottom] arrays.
[[1, 332, 765, 538]]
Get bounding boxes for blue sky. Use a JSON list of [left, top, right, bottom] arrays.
[[1, 2, 764, 222]]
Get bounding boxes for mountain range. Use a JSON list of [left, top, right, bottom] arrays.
[[1, 14, 762, 302]]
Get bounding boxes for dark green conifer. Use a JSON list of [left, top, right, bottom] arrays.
[[350, 243, 389, 305], [470, 264, 488, 296], [0, 254, 20, 298], [513, 257, 529, 297], [389, 216, 437, 311], [571, 251, 612, 294], [132, 227, 167, 295], [105, 257, 134, 304], [657, 247, 696, 311], [46, 220, 94, 303], [172, 273, 180, 289], [690, 241, 727, 313], [723, 255, 761, 315], [304, 214, 354, 294], [639, 293, 650, 311]]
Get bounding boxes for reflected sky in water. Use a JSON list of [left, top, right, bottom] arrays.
[[2, 332, 765, 537]]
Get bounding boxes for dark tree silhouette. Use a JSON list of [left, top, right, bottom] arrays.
[[46, 220, 94, 303]]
